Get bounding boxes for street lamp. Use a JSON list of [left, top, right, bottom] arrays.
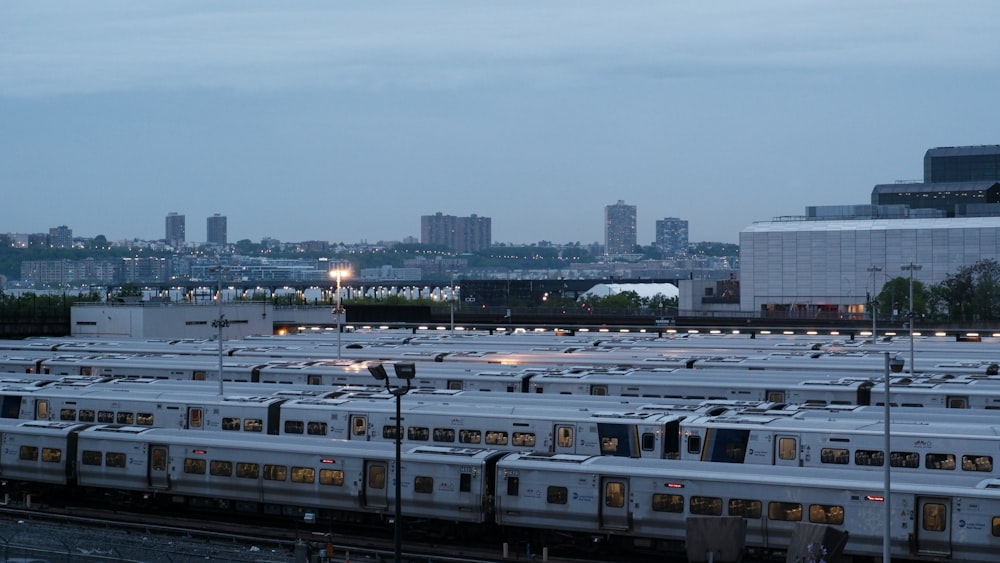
[[867, 266, 882, 343], [901, 262, 922, 374], [450, 273, 457, 336], [368, 362, 415, 563], [211, 258, 230, 396], [329, 266, 350, 360]]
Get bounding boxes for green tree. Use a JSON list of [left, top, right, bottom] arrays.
[[877, 276, 928, 319]]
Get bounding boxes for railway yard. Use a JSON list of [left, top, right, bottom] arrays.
[[0, 328, 999, 561]]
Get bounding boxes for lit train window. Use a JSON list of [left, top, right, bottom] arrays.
[[222, 418, 241, 431], [264, 464, 287, 481], [922, 503, 947, 532], [368, 465, 386, 489], [18, 446, 38, 461], [855, 449, 884, 466], [151, 448, 166, 471], [105, 453, 126, 468], [59, 409, 76, 421], [42, 448, 61, 463], [79, 409, 95, 422], [777, 438, 797, 461], [244, 419, 263, 432], [506, 477, 519, 496], [189, 408, 203, 428], [601, 437, 620, 454], [926, 454, 956, 470], [486, 431, 509, 446], [236, 462, 259, 479], [291, 467, 315, 484], [556, 427, 574, 448], [320, 469, 344, 486], [284, 421, 304, 434], [809, 504, 845, 525], [690, 496, 722, 516], [433, 428, 455, 443], [210, 460, 232, 477], [513, 432, 535, 447], [351, 417, 366, 436], [383, 426, 399, 439], [460, 430, 482, 444], [82, 451, 102, 466], [992, 517, 1000, 537], [947, 396, 968, 409], [890, 451, 919, 468], [728, 499, 761, 519], [605, 482, 625, 508], [687, 436, 702, 455], [767, 502, 802, 521], [590, 386, 608, 396], [308, 422, 328, 436], [307, 375, 322, 385], [652, 494, 684, 513], [35, 400, 49, 419], [184, 458, 206, 474], [193, 371, 206, 381], [415, 476, 434, 494], [98, 411, 114, 423], [136, 413, 154, 426], [407, 427, 429, 441], [547, 486, 568, 504], [963, 455, 993, 472], [117, 412, 134, 424], [820, 448, 849, 465]]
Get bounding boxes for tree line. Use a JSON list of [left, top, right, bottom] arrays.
[[876, 259, 1000, 323]]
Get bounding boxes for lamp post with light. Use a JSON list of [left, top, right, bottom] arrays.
[[868, 265, 882, 342], [368, 362, 415, 563], [901, 262, 922, 374], [329, 267, 350, 360]]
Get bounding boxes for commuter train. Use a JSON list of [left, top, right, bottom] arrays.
[[0, 417, 999, 561]]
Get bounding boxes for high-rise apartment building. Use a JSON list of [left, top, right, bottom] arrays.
[[207, 214, 227, 246], [165, 212, 185, 248], [604, 200, 636, 256], [48, 225, 73, 248], [420, 212, 492, 253], [655, 217, 689, 257]]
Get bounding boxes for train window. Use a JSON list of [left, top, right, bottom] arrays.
[[352, 417, 367, 436], [308, 422, 329, 436], [383, 425, 399, 439], [307, 375, 322, 385], [194, 371, 206, 381], [222, 417, 241, 431], [690, 496, 723, 516], [922, 503, 947, 532], [136, 413, 154, 426], [105, 453, 126, 468], [42, 448, 61, 463], [79, 409, 95, 422], [926, 453, 956, 470], [433, 428, 455, 443], [415, 476, 434, 494], [512, 432, 536, 447], [320, 469, 345, 486], [777, 438, 797, 461], [368, 465, 386, 489], [35, 400, 49, 419], [820, 448, 850, 465], [408, 427, 430, 441], [151, 448, 166, 471], [284, 421, 304, 434], [59, 408, 76, 421], [556, 427, 574, 448], [98, 411, 114, 423], [236, 462, 259, 479], [116, 412, 134, 424], [291, 467, 315, 484], [890, 451, 919, 468], [184, 458, 206, 474], [728, 499, 762, 519], [264, 464, 287, 481], [460, 430, 482, 444], [590, 386, 608, 396], [19, 446, 38, 461], [244, 419, 264, 432], [460, 473, 471, 492], [641, 433, 656, 452], [605, 482, 625, 508], [447, 381, 462, 390], [809, 504, 845, 525], [962, 455, 993, 472], [947, 396, 968, 409], [687, 435, 702, 455], [506, 477, 519, 496], [993, 517, 1000, 537], [210, 461, 233, 477], [601, 437, 620, 454], [547, 486, 568, 504], [652, 494, 684, 513], [767, 502, 803, 521], [855, 449, 884, 467], [82, 451, 102, 466], [766, 391, 786, 402], [486, 431, 509, 446]]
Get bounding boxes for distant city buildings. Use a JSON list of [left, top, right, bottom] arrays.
[[604, 200, 636, 256], [420, 212, 491, 253], [207, 214, 227, 246], [165, 212, 185, 248], [655, 217, 689, 257], [48, 226, 72, 249]]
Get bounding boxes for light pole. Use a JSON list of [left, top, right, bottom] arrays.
[[868, 266, 882, 342], [330, 266, 350, 360], [368, 362, 415, 563], [901, 262, 922, 374], [450, 273, 457, 336], [211, 258, 230, 396]]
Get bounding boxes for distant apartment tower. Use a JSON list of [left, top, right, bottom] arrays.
[[207, 214, 227, 246], [165, 212, 186, 248], [604, 200, 636, 256], [48, 225, 73, 248], [420, 212, 492, 253], [655, 217, 689, 256]]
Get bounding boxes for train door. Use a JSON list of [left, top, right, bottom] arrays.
[[553, 424, 576, 454], [599, 477, 631, 531], [362, 460, 389, 510], [349, 414, 370, 441], [915, 497, 951, 556], [0, 395, 22, 419], [148, 445, 170, 489], [774, 435, 800, 466]]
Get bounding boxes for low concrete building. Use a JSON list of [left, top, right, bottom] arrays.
[[72, 302, 274, 339]]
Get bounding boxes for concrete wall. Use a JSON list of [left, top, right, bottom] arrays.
[[72, 303, 274, 339]]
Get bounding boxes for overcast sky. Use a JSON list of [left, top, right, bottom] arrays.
[[2, 1, 999, 246]]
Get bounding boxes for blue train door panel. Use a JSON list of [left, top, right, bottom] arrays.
[[599, 477, 630, 531], [363, 460, 389, 510], [916, 496, 951, 557]]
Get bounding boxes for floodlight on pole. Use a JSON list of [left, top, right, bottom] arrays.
[[330, 266, 350, 360], [901, 262, 922, 374], [867, 266, 882, 342]]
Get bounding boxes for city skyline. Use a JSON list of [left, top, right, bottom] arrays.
[[3, 2, 999, 245]]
